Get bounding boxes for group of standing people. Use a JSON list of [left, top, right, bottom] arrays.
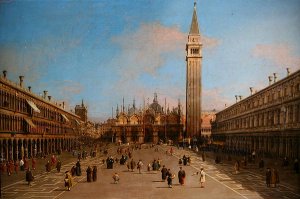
[[266, 168, 280, 188], [0, 157, 37, 176], [45, 155, 61, 173], [179, 155, 191, 166], [86, 165, 97, 182], [160, 165, 175, 188]]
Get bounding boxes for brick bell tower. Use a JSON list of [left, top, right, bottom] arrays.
[[186, 2, 202, 139]]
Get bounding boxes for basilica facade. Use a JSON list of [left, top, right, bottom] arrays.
[[102, 93, 183, 144]]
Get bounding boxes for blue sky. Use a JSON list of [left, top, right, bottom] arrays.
[[1, 0, 300, 121]]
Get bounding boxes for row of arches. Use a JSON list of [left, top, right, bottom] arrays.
[[214, 134, 300, 159], [0, 137, 76, 161]]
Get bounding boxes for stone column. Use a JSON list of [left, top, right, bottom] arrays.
[[39, 139, 42, 155], [5, 140, 9, 161], [15, 139, 19, 160], [44, 138, 49, 155], [30, 140, 33, 158], [21, 140, 24, 159], [0, 140, 3, 160], [11, 139, 14, 160]]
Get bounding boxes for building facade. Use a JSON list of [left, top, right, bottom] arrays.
[[75, 100, 88, 123], [0, 71, 83, 162], [101, 93, 183, 144], [186, 2, 202, 138], [212, 69, 300, 159], [201, 110, 216, 137]]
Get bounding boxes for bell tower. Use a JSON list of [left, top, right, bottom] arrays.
[[186, 2, 202, 138]]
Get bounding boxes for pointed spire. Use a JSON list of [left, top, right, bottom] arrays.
[[133, 97, 136, 109], [116, 104, 119, 117], [178, 99, 181, 114], [122, 97, 125, 113], [81, 99, 84, 107], [153, 92, 158, 103], [189, 1, 200, 34]]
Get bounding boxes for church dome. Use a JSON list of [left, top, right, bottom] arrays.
[[149, 102, 163, 114]]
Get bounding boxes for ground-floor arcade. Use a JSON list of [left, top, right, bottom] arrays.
[[0, 136, 77, 161], [212, 131, 300, 159]]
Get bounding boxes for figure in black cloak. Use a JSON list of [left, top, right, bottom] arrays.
[[76, 160, 82, 176], [161, 165, 168, 181], [86, 166, 92, 182], [92, 166, 97, 182]]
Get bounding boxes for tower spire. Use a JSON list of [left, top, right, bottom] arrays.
[[190, 1, 200, 34], [186, 2, 202, 138]]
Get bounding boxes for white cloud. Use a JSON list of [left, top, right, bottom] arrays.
[[111, 22, 186, 79], [202, 35, 221, 49], [111, 22, 221, 80], [252, 44, 300, 71], [202, 88, 232, 111]]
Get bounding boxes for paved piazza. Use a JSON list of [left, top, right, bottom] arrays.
[[2, 145, 300, 199]]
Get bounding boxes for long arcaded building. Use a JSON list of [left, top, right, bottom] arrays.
[[211, 69, 300, 159], [0, 71, 83, 162]]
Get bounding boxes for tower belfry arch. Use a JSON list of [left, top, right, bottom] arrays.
[[186, 2, 202, 138]]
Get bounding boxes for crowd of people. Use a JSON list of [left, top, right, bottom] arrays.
[[0, 152, 65, 188], [2, 142, 299, 194]]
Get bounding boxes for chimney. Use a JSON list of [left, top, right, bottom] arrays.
[[28, 86, 31, 92], [48, 96, 52, 101], [3, 70, 7, 79], [235, 95, 238, 103], [273, 73, 277, 83], [19, 76, 24, 87], [62, 101, 65, 109], [268, 76, 273, 86], [43, 90, 48, 99], [250, 87, 253, 95], [286, 68, 290, 76], [239, 95, 243, 101]]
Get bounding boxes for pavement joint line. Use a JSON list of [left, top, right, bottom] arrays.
[[219, 162, 299, 193], [179, 148, 300, 197], [164, 147, 249, 199]]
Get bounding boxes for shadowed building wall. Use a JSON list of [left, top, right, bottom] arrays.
[[212, 69, 300, 159], [0, 71, 83, 161]]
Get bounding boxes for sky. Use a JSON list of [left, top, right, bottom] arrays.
[[1, 0, 300, 121]]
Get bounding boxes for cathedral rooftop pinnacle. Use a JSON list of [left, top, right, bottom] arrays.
[[189, 2, 200, 35]]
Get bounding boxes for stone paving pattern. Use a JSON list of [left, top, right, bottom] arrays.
[[2, 145, 300, 199]]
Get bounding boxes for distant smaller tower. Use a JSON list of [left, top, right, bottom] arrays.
[[75, 99, 87, 123], [116, 104, 119, 117]]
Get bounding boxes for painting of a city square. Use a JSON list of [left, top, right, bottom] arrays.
[[0, 0, 299, 198]]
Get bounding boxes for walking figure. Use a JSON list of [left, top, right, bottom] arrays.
[[86, 166, 92, 182], [92, 166, 97, 182], [199, 168, 206, 188], [113, 172, 120, 184], [26, 168, 34, 186], [178, 167, 186, 185], [137, 160, 143, 174], [56, 160, 62, 172], [65, 171, 73, 191], [166, 169, 174, 188], [161, 165, 168, 181], [266, 168, 271, 187]]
